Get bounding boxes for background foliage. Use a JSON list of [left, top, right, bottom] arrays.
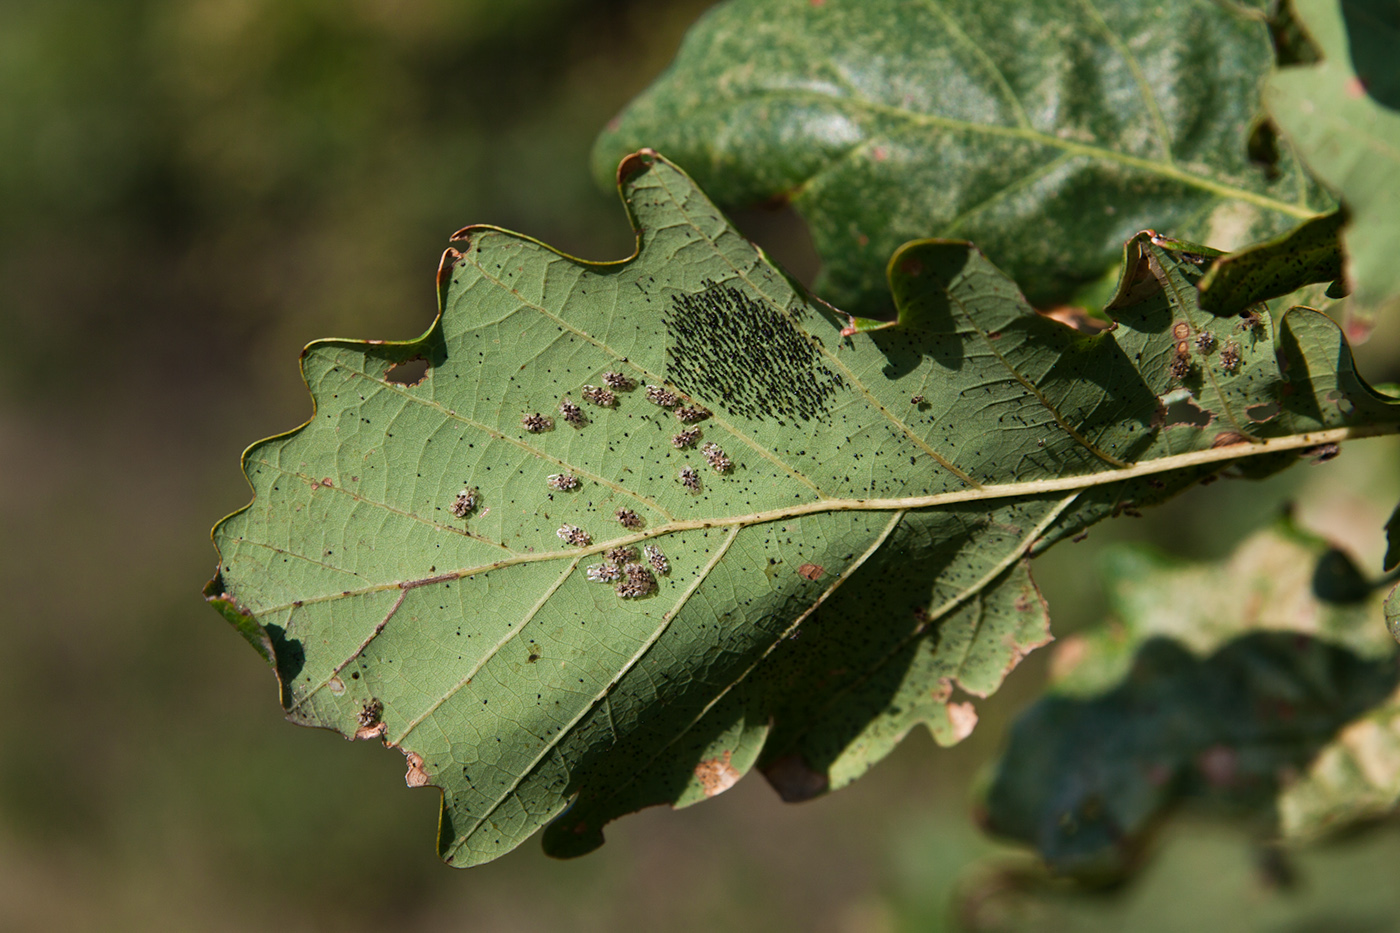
[[6, 0, 1400, 929]]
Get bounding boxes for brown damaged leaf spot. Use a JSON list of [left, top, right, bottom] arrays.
[[1037, 305, 1113, 334], [946, 702, 979, 743], [797, 563, 825, 580], [762, 753, 829, 802], [1211, 430, 1253, 448], [309, 477, 334, 491], [436, 247, 462, 295], [693, 750, 741, 798], [617, 147, 659, 186], [403, 750, 431, 788], [355, 721, 387, 741]]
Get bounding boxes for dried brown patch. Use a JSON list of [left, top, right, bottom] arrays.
[[1038, 305, 1112, 333], [693, 751, 741, 798], [797, 563, 825, 581], [945, 702, 979, 743], [403, 750, 431, 788], [1211, 431, 1251, 448]]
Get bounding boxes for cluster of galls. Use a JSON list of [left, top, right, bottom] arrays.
[[547, 473, 580, 491], [450, 487, 480, 518], [556, 524, 592, 547], [586, 542, 666, 599], [701, 442, 733, 473], [1166, 319, 1244, 381]]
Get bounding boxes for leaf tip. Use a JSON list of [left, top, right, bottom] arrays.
[[615, 148, 660, 187]]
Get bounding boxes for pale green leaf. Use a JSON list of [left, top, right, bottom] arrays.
[[595, 0, 1332, 315], [1265, 0, 1400, 311], [210, 153, 1397, 866]]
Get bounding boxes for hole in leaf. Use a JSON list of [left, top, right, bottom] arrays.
[[386, 357, 429, 386], [1246, 119, 1281, 181], [1246, 401, 1281, 422], [1161, 391, 1212, 428]]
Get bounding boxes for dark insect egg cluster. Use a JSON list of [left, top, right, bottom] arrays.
[[672, 427, 702, 449], [559, 397, 587, 427], [616, 562, 657, 599], [450, 487, 479, 518], [547, 473, 580, 491], [1195, 331, 1217, 354], [603, 371, 636, 391], [674, 404, 711, 424], [679, 465, 701, 491], [646, 385, 681, 408], [1169, 342, 1192, 380], [664, 281, 845, 423], [615, 508, 644, 530], [606, 546, 638, 564], [701, 442, 733, 473], [1220, 341, 1242, 374], [581, 384, 616, 407], [644, 544, 669, 575], [357, 698, 384, 728], [586, 562, 622, 582], [556, 524, 591, 547], [522, 412, 553, 433]]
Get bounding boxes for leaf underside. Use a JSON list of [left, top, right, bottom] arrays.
[[982, 522, 1400, 880], [210, 153, 1396, 867], [595, 0, 1332, 316]]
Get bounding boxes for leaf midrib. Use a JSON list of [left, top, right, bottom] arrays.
[[251, 422, 1384, 619], [660, 89, 1318, 219]]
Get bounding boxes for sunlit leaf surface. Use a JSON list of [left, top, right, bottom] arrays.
[[596, 0, 1331, 315], [210, 153, 1395, 866]]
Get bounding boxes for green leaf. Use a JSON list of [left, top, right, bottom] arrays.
[[981, 522, 1399, 879], [594, 0, 1331, 315], [210, 153, 1397, 867], [1265, 0, 1400, 311], [1197, 211, 1345, 315]]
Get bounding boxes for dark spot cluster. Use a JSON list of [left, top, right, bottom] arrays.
[[664, 281, 845, 423], [357, 698, 384, 728], [585, 547, 657, 598], [603, 371, 636, 391], [450, 487, 479, 518], [615, 508, 644, 530], [581, 384, 616, 407], [674, 404, 711, 424], [646, 385, 681, 408], [672, 427, 702, 449], [679, 466, 702, 491], [702, 442, 733, 473], [615, 562, 657, 599], [522, 412, 553, 433], [644, 544, 669, 575], [547, 473, 580, 491], [556, 524, 591, 547], [1220, 341, 1242, 373], [559, 397, 587, 427]]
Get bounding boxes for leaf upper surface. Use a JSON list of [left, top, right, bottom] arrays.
[[595, 0, 1332, 315], [211, 153, 1396, 866], [1265, 0, 1400, 311]]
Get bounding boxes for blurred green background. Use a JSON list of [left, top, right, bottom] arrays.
[[5, 1, 1400, 929]]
